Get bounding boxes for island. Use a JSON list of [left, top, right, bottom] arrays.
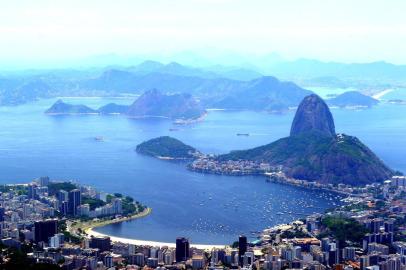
[[326, 91, 379, 108], [136, 136, 201, 160], [45, 99, 98, 115]]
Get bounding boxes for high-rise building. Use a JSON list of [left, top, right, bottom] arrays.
[[147, 257, 158, 268], [34, 219, 58, 243], [37, 176, 50, 186], [68, 189, 81, 216], [89, 236, 111, 252], [28, 184, 37, 200], [238, 235, 247, 266], [384, 220, 394, 233], [176, 237, 190, 262], [343, 247, 356, 261], [111, 198, 122, 214], [0, 207, 5, 222], [60, 201, 69, 216], [49, 233, 64, 248], [103, 254, 113, 268], [321, 238, 330, 252], [130, 253, 145, 266], [57, 190, 69, 202]]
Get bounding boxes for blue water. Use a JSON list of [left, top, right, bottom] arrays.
[[0, 97, 405, 245]]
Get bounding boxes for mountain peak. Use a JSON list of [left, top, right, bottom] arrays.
[[290, 94, 336, 137]]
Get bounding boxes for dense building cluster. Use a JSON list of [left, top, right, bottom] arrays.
[[189, 158, 276, 175], [0, 176, 404, 270]]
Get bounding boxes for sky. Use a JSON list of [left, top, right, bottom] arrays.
[[1, 0, 406, 67]]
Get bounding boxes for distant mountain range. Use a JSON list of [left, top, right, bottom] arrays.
[[266, 59, 406, 85], [1, 58, 403, 108], [212, 76, 312, 111]]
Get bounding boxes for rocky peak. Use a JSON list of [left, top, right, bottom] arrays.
[[290, 94, 336, 137]]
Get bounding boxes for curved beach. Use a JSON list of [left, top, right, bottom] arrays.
[[80, 208, 227, 249], [86, 227, 227, 249]]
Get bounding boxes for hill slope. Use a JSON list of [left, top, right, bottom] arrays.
[[136, 136, 199, 159], [45, 100, 98, 114], [327, 91, 379, 108], [212, 76, 312, 111], [126, 89, 206, 120]]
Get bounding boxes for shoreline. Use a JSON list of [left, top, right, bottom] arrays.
[[85, 228, 228, 249], [372, 88, 393, 100], [77, 207, 227, 249], [69, 208, 152, 237]]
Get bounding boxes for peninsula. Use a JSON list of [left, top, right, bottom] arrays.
[[141, 95, 393, 186], [196, 94, 393, 185]]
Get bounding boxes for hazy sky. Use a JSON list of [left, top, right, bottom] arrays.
[[1, 0, 406, 66]]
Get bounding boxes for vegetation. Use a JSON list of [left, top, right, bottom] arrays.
[[0, 185, 27, 195], [81, 195, 106, 210], [218, 132, 392, 185], [280, 228, 309, 239], [342, 202, 369, 212], [136, 136, 198, 159], [106, 194, 145, 216], [47, 182, 77, 195], [320, 215, 368, 246], [62, 231, 82, 245], [0, 243, 59, 270]]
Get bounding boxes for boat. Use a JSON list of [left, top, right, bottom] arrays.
[[94, 136, 104, 141], [236, 133, 250, 136]]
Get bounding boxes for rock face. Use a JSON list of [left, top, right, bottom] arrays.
[[126, 89, 206, 120], [290, 94, 336, 137], [217, 94, 393, 185]]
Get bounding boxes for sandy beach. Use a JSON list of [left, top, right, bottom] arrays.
[[372, 89, 393, 100], [85, 227, 228, 249], [75, 207, 227, 250]]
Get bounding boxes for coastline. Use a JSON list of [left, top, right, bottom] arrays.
[[85, 228, 227, 250], [372, 88, 393, 100], [71, 207, 152, 233], [77, 207, 227, 250]]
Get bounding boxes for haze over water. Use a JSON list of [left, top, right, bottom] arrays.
[[0, 93, 405, 244]]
